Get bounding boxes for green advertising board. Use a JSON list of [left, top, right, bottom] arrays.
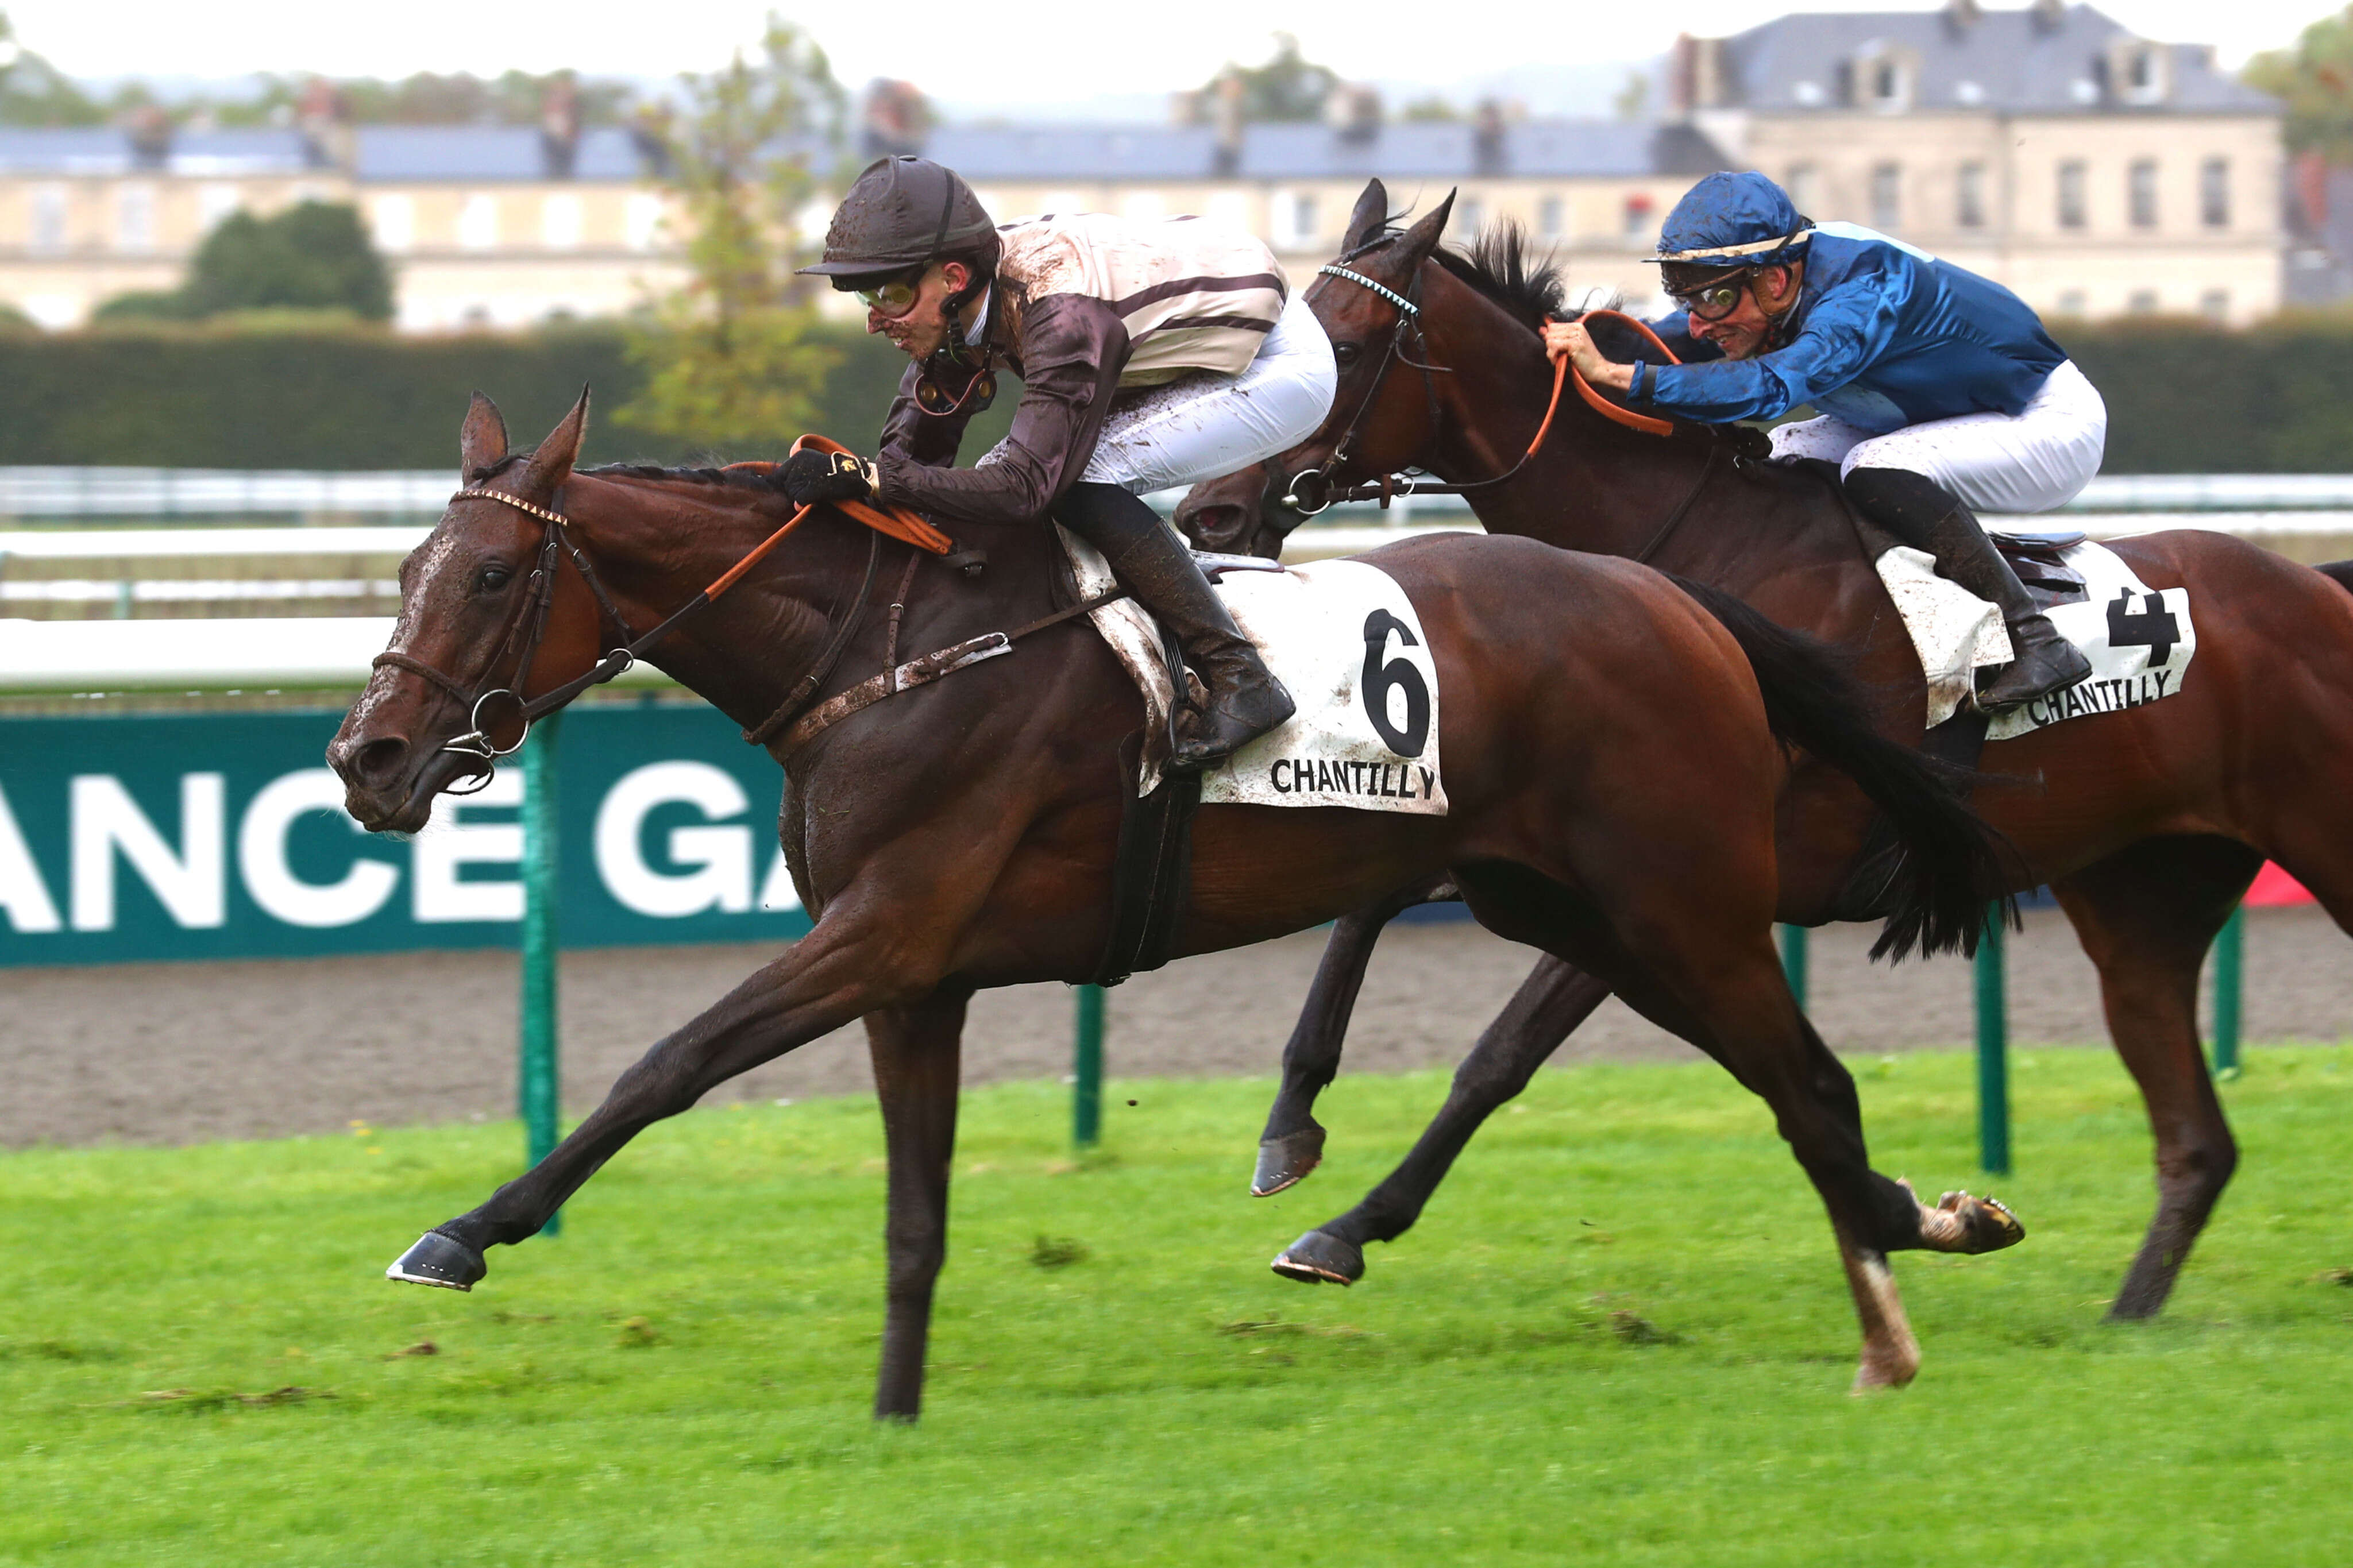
[[0, 705, 813, 967]]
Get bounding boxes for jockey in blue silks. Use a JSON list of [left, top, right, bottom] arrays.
[[1550, 170, 2101, 711]]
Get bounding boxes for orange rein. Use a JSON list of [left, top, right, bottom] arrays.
[[1561, 309, 1679, 439], [706, 434, 954, 600]]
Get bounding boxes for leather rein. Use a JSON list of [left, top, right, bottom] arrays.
[[371, 435, 957, 790], [1282, 249, 1680, 516]]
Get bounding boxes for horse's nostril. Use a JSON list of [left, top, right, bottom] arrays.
[[346, 735, 410, 787]]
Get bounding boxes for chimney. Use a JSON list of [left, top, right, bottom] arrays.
[[1326, 82, 1382, 145], [1212, 71, 1245, 177], [126, 106, 172, 171], [1472, 98, 1507, 176], [2298, 150, 2329, 233], [2031, 0, 2065, 33], [298, 78, 354, 172], [539, 74, 580, 180], [1945, 0, 1980, 32], [862, 79, 932, 157]]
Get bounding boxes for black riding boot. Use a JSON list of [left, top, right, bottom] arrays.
[[1843, 467, 2092, 712], [1056, 481, 1296, 771]]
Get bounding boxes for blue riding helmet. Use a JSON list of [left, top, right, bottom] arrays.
[[1649, 172, 1814, 285]]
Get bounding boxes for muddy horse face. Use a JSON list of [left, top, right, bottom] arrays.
[[327, 391, 596, 834], [1171, 180, 1456, 561]]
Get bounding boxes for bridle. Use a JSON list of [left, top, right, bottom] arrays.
[[1281, 243, 1673, 516], [371, 437, 954, 792]]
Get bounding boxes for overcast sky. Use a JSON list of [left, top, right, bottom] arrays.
[[6, 0, 2340, 102]]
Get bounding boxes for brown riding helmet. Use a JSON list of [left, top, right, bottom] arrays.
[[798, 156, 998, 284]]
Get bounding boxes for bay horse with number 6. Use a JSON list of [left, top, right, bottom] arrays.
[[330, 386, 2020, 1414], [1175, 180, 2353, 1321]]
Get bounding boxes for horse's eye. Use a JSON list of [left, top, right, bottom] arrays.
[[1333, 342, 1363, 366], [477, 566, 514, 593]]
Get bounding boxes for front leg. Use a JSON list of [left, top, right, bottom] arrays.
[[867, 991, 969, 1423], [387, 890, 956, 1289], [1253, 876, 1454, 1196]]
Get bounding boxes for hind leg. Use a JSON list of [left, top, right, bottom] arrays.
[[1455, 862, 2020, 1389], [867, 991, 968, 1422], [2054, 836, 2261, 1321], [1254, 876, 1454, 1196]]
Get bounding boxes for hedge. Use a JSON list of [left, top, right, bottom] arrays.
[[0, 314, 2344, 474]]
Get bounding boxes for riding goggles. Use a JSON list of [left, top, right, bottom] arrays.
[[1668, 269, 1757, 323], [857, 267, 929, 319]]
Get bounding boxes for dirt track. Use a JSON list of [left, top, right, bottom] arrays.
[[3, 905, 2346, 1149]]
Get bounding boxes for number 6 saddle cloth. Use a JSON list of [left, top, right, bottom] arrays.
[[1874, 533, 2197, 741], [1057, 526, 1449, 814]]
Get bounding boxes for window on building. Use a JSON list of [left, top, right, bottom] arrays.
[[115, 184, 156, 253], [1957, 163, 1986, 230], [1870, 163, 1901, 231], [29, 184, 66, 253], [1786, 164, 1820, 218], [1623, 192, 1656, 241], [1290, 191, 1318, 246], [1538, 194, 1565, 241], [2200, 158, 2230, 229], [541, 194, 583, 250], [624, 193, 665, 252], [2128, 160, 2158, 229], [1457, 198, 1483, 238], [197, 183, 241, 235], [2200, 288, 2230, 325], [2127, 289, 2159, 314], [457, 193, 498, 251], [2057, 161, 2088, 229], [370, 194, 415, 253], [1872, 58, 1907, 109]]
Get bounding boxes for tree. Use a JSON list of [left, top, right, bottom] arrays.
[[614, 17, 846, 455], [0, 14, 103, 126], [1203, 34, 1340, 123], [2245, 6, 2353, 161], [94, 202, 395, 323]]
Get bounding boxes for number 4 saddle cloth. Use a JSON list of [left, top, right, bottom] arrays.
[[1058, 527, 1449, 814], [1874, 533, 2197, 742]]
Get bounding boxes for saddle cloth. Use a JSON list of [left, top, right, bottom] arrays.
[[1060, 527, 1448, 813], [1876, 536, 2196, 740]]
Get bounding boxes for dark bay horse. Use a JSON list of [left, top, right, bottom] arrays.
[[1175, 180, 2353, 1320], [331, 390, 2019, 1412]]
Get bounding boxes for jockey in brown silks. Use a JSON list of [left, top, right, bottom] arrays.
[[1551, 171, 2101, 712], [788, 156, 1337, 770]]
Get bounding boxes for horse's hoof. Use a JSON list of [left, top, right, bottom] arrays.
[[1936, 1190, 2027, 1254], [386, 1230, 486, 1291], [1270, 1229, 1363, 1286], [1251, 1125, 1326, 1197]]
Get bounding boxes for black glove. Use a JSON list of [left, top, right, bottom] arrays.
[[779, 448, 877, 507]]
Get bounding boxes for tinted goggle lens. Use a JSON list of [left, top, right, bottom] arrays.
[[1674, 275, 1752, 322], [858, 274, 924, 316]]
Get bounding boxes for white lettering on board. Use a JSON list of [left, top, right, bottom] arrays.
[[238, 770, 401, 929], [0, 782, 62, 934], [411, 771, 523, 923], [594, 761, 752, 918], [70, 774, 226, 932]]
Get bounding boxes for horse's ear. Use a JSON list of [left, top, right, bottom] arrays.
[[520, 386, 591, 497], [1341, 179, 1389, 253], [459, 392, 508, 479], [1393, 190, 1456, 275]]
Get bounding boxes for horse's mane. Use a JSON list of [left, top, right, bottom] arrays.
[[1432, 221, 1567, 333], [470, 450, 794, 493]]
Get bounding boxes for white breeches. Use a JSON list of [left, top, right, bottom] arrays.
[[1768, 359, 2108, 515], [1078, 291, 1338, 494]]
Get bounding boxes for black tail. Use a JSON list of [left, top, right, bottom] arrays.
[[2317, 560, 2353, 596], [1667, 574, 2019, 962]]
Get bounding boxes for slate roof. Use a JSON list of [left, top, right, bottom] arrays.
[[1718, 4, 2278, 114], [0, 119, 1725, 184]]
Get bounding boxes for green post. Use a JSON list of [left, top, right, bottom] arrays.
[[2211, 902, 2245, 1078], [1974, 905, 2010, 1177], [1778, 924, 1809, 1009], [1073, 984, 1105, 1148], [519, 713, 563, 1235]]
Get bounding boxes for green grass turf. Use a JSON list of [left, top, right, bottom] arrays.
[[6, 1046, 2353, 1566]]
